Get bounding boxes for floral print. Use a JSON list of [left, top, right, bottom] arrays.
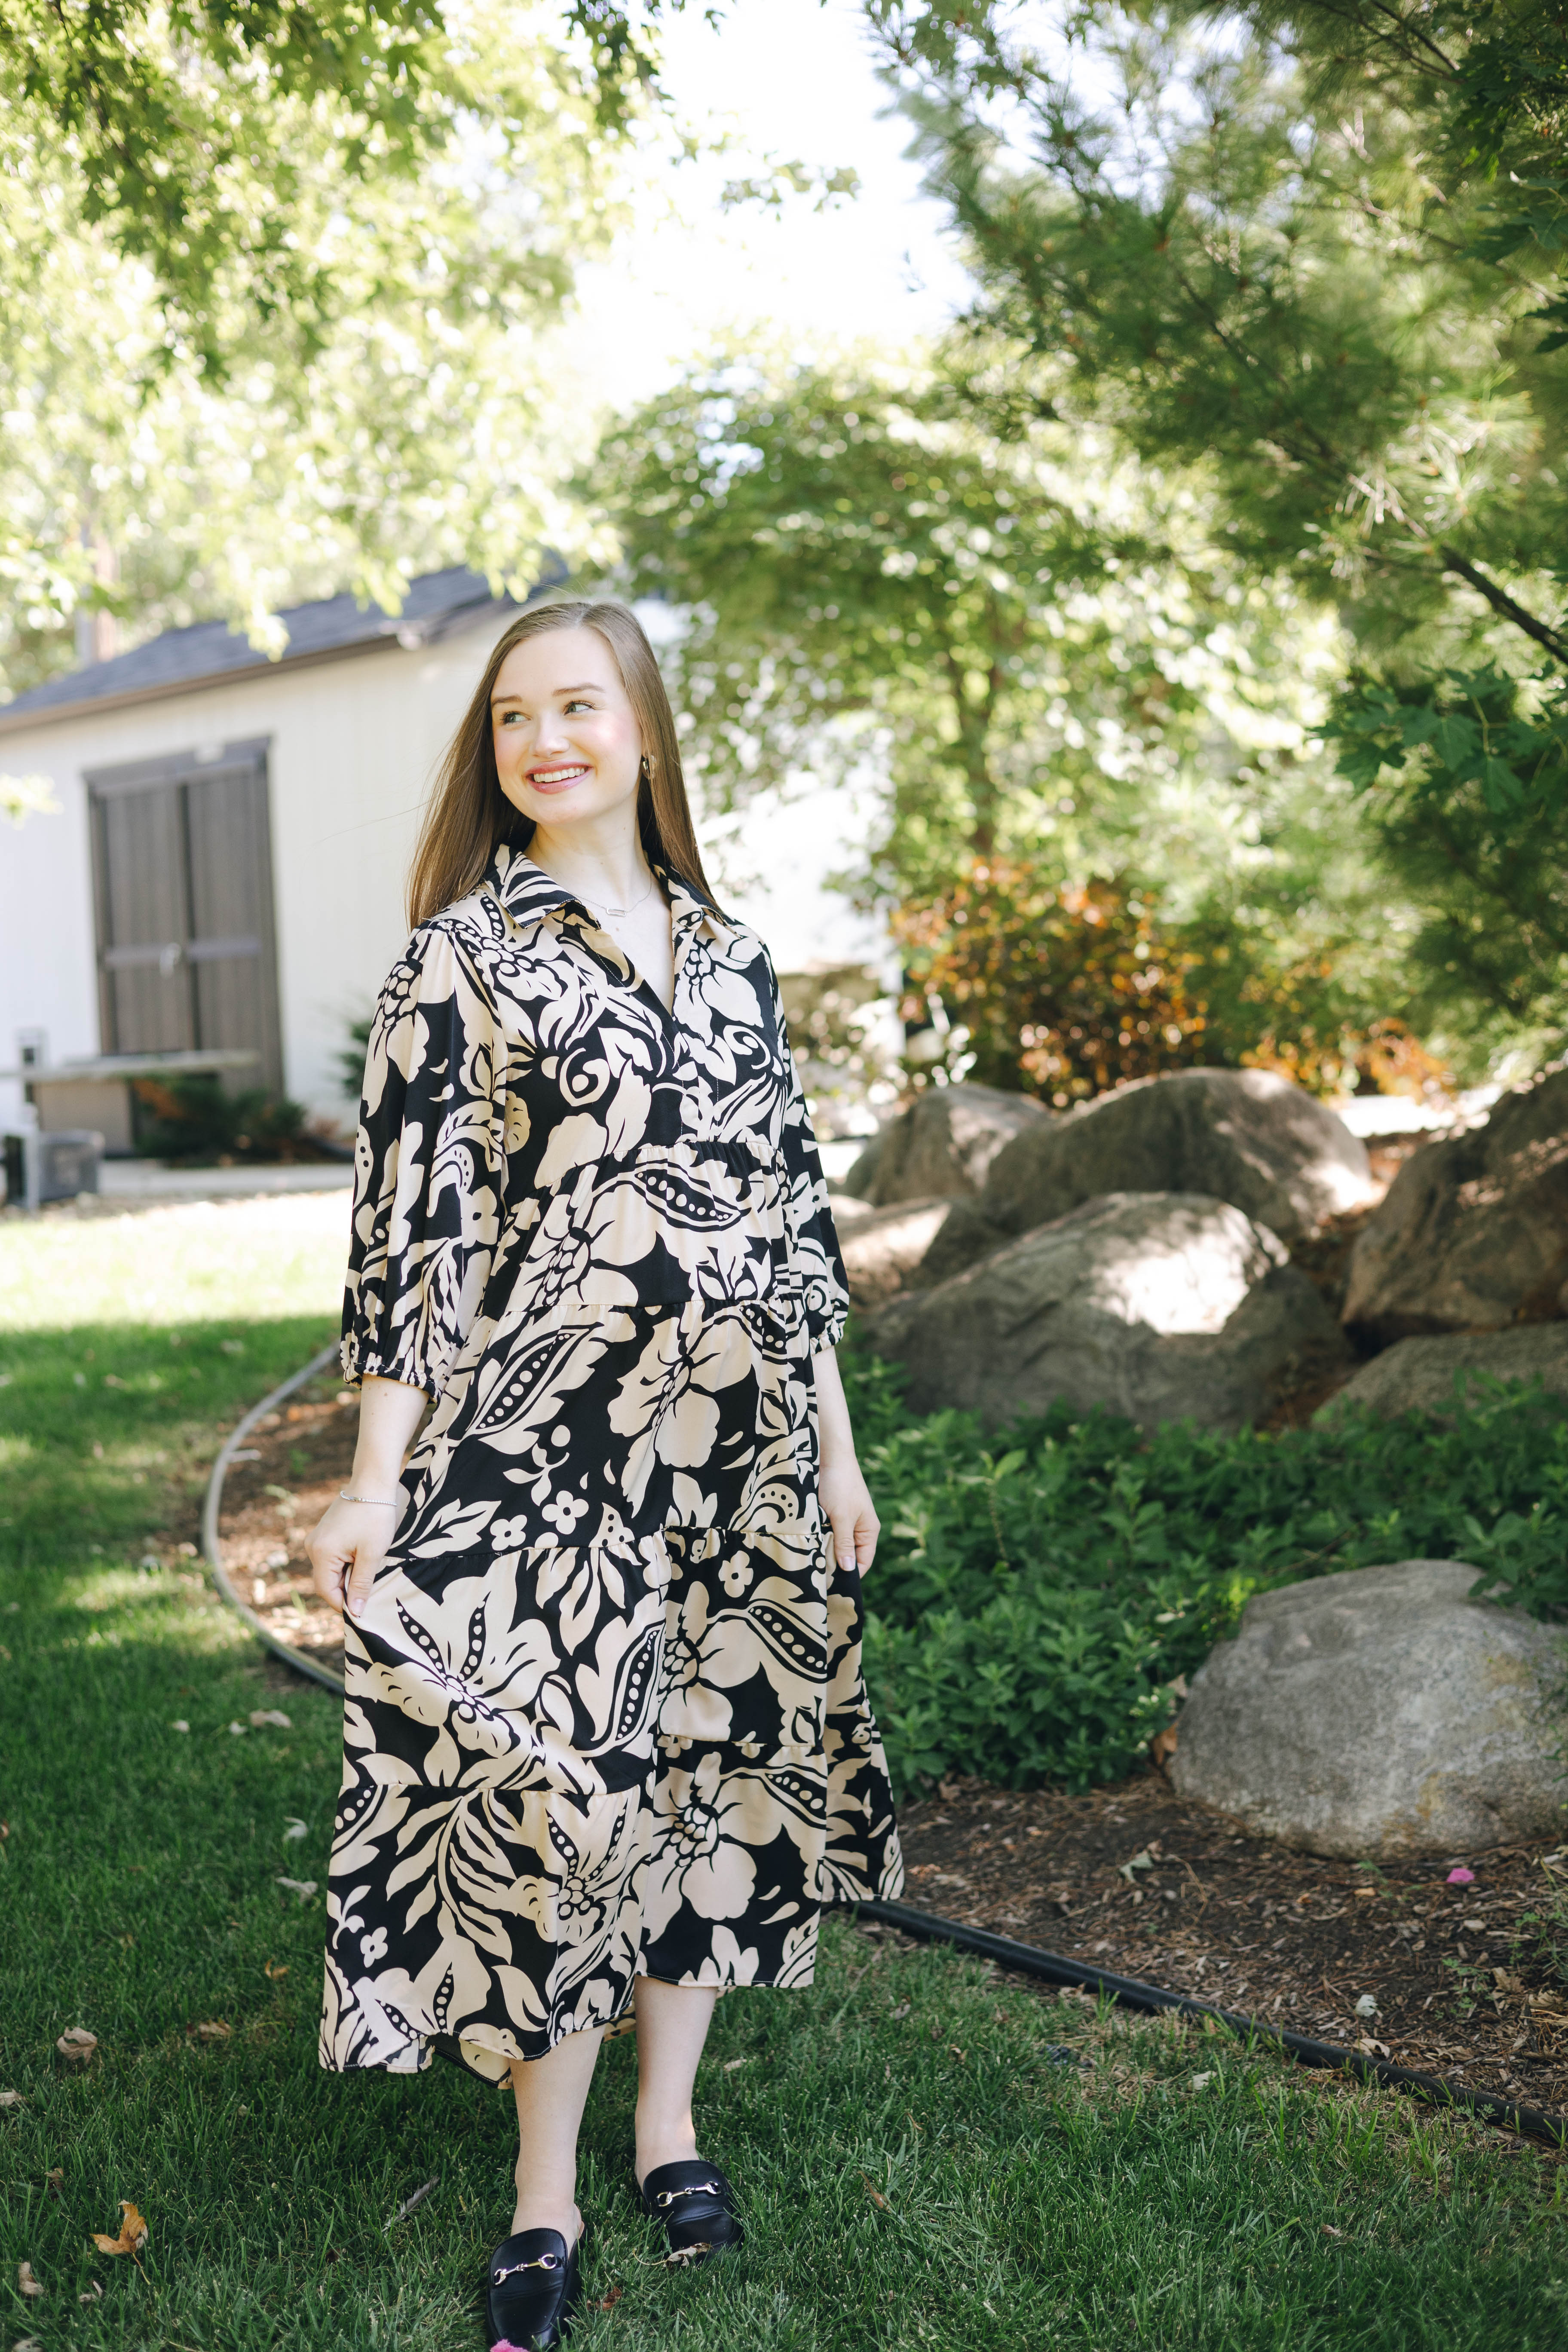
[[319, 842, 903, 2082]]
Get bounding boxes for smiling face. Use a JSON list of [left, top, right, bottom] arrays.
[[491, 625, 644, 835]]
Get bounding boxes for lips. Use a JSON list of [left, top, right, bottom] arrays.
[[527, 763, 591, 794]]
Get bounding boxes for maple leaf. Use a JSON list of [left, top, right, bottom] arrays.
[[55, 2027, 98, 2066], [92, 2200, 148, 2258]]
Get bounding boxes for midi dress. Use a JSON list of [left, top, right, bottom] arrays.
[[319, 841, 903, 2082]]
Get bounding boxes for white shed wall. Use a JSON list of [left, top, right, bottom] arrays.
[[0, 622, 498, 1136]]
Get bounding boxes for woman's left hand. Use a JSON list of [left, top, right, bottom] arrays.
[[812, 1344, 878, 1575], [820, 1451, 879, 1576]]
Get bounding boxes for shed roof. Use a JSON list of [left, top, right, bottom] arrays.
[[0, 563, 554, 734]]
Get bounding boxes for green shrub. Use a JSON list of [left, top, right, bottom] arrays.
[[131, 1072, 318, 1163], [842, 1352, 1568, 1801]]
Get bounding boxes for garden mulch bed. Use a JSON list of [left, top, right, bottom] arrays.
[[212, 1383, 359, 1684], [214, 1357, 1568, 2134], [895, 1773, 1568, 2128]]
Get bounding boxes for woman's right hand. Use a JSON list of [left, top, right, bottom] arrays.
[[307, 1494, 402, 1620], [309, 1375, 429, 1617]]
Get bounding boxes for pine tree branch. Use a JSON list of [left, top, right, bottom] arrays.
[[1438, 548, 1568, 668]]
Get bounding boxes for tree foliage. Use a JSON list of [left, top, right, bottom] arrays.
[[597, 347, 1341, 887], [864, 1, 1568, 1047], [0, 0, 682, 367], [0, 0, 616, 694]]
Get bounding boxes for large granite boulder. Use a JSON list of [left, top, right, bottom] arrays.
[[1341, 1070, 1568, 1345], [842, 1083, 1049, 1207], [975, 1068, 1376, 1256], [1317, 1325, 1568, 1425], [1170, 1561, 1567, 1859], [861, 1191, 1351, 1432]]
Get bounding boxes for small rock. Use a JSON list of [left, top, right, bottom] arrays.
[[1170, 1560, 1568, 1858], [838, 1198, 961, 1308]]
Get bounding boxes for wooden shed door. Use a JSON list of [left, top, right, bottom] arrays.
[[86, 740, 283, 1091]]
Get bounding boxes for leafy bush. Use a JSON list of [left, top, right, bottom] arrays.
[[892, 861, 1205, 1102], [131, 1074, 321, 1164], [842, 1352, 1568, 1801]]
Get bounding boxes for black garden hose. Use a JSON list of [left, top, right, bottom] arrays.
[[201, 1339, 345, 1693], [206, 1353, 1568, 2154], [854, 1899, 1568, 2152]]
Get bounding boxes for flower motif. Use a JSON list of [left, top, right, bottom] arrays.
[[360, 1925, 388, 1966], [718, 1552, 753, 1598], [541, 1492, 591, 1537]]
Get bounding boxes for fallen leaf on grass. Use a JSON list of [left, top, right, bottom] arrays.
[[171, 1721, 190, 1733], [1321, 2223, 1342, 2239], [46, 2171, 62, 2196], [723, 2057, 749, 2071], [282, 1817, 308, 1841], [18, 2260, 44, 2295], [596, 2287, 624, 2312], [1191, 2072, 1215, 2090], [56, 2028, 98, 2066], [250, 1710, 291, 1730], [859, 2173, 889, 2211], [91, 2200, 148, 2257], [264, 1961, 289, 1981], [227, 1722, 248, 1737], [191, 2021, 232, 2042], [889, 2000, 911, 2021], [79, 2279, 103, 2304], [0, 2089, 23, 2109], [276, 1877, 317, 1901]]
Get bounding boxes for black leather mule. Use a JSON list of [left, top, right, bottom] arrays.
[[485, 2221, 585, 2349], [639, 2160, 744, 2265]]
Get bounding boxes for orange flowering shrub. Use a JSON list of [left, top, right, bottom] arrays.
[[892, 863, 1207, 1102]]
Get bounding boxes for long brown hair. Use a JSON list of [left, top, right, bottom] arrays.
[[406, 597, 716, 928]]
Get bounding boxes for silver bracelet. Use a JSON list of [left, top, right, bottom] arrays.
[[339, 1488, 401, 1507]]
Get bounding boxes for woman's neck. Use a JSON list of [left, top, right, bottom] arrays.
[[527, 815, 654, 912]]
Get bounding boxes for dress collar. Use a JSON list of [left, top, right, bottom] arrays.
[[482, 838, 740, 950]]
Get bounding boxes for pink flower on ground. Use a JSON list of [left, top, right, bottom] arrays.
[[1446, 1866, 1475, 1885]]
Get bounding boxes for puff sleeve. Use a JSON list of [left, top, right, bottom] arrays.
[[773, 975, 850, 1352], [340, 923, 507, 1396]]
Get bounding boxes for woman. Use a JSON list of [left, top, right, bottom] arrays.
[[306, 598, 902, 2349]]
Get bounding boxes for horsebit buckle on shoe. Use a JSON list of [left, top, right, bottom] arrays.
[[492, 2254, 560, 2282], [654, 2180, 720, 2209]]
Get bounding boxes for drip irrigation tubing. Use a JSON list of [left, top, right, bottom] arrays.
[[201, 1340, 343, 1694], [855, 1899, 1567, 2151], [206, 1352, 1568, 2156]]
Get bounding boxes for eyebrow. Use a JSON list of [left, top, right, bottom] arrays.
[[490, 681, 605, 705]]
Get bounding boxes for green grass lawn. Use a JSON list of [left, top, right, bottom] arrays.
[[3, 1197, 1566, 2349]]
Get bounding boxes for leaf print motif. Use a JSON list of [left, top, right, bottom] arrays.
[[322, 844, 901, 2082]]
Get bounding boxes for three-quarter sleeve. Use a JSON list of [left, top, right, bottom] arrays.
[[773, 975, 850, 1352], [341, 923, 507, 1396]]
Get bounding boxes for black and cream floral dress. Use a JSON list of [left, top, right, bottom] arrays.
[[318, 842, 903, 2081]]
